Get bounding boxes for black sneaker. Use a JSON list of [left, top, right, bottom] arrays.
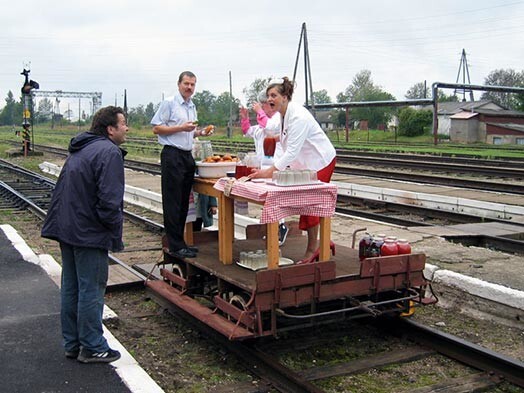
[[65, 349, 79, 359], [187, 245, 199, 253], [171, 248, 197, 258], [77, 348, 121, 363], [278, 224, 289, 246]]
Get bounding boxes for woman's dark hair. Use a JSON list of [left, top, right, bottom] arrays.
[[178, 71, 196, 83], [266, 77, 294, 100], [91, 106, 125, 137]]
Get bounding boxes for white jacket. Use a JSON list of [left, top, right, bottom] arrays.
[[274, 102, 336, 171]]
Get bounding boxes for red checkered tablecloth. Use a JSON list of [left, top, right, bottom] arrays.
[[214, 178, 338, 223]]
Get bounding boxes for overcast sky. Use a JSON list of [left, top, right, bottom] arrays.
[[1, 0, 524, 117]]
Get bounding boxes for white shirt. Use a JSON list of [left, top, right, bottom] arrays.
[[274, 101, 336, 171], [150, 92, 197, 151]]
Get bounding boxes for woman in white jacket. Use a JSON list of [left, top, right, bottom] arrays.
[[251, 77, 336, 262]]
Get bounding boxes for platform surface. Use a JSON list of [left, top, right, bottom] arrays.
[[0, 230, 131, 393]]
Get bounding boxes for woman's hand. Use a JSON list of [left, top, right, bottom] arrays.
[[249, 166, 275, 179], [239, 106, 249, 119], [252, 102, 262, 114]]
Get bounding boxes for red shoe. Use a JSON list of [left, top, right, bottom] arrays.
[[295, 242, 336, 265], [296, 249, 320, 265]]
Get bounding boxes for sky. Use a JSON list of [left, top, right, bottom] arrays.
[[1, 0, 524, 118]]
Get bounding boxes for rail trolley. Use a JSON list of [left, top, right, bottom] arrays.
[[144, 177, 437, 340]]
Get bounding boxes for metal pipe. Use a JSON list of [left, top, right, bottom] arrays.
[[275, 290, 420, 320]]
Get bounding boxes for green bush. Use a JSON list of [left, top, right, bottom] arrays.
[[398, 107, 432, 137]]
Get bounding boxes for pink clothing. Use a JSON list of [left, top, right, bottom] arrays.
[[242, 110, 282, 160], [241, 109, 270, 133], [241, 117, 251, 135], [256, 109, 269, 128]]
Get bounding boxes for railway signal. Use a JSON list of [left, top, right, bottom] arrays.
[[20, 68, 39, 156]]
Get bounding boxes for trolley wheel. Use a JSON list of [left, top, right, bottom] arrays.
[[227, 292, 251, 322], [400, 300, 415, 317], [172, 263, 186, 279], [229, 293, 250, 310]]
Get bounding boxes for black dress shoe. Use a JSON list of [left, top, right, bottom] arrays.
[[187, 246, 199, 253], [172, 248, 197, 258]]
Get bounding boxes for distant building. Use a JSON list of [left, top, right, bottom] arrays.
[[314, 110, 336, 131], [450, 107, 524, 144], [421, 100, 504, 136]]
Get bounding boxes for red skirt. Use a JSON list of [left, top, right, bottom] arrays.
[[299, 157, 337, 230]]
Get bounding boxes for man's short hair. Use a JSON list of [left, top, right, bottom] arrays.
[[91, 106, 125, 137], [178, 71, 196, 83]]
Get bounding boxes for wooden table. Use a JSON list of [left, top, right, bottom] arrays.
[[191, 177, 338, 269]]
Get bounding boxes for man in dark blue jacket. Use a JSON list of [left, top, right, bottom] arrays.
[[41, 106, 128, 363]]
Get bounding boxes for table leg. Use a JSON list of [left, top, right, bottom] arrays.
[[319, 217, 331, 261], [266, 222, 279, 269], [184, 222, 194, 246], [218, 193, 234, 264]]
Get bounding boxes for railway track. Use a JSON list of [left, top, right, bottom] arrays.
[[10, 144, 524, 255], [150, 286, 524, 392], [2, 159, 524, 392], [29, 143, 524, 195], [0, 158, 160, 287]]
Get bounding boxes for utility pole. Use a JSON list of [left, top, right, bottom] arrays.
[[454, 49, 474, 102], [227, 70, 233, 138], [123, 89, 128, 118], [292, 22, 315, 110]]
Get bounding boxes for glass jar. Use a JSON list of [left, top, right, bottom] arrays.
[[381, 239, 399, 256], [235, 152, 247, 179], [397, 239, 412, 255], [245, 152, 260, 176], [263, 136, 277, 157]]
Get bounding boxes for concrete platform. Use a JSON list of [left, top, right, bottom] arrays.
[[0, 224, 164, 393]]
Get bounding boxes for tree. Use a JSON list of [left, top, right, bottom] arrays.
[[127, 105, 147, 127], [337, 70, 396, 128], [437, 91, 459, 103], [126, 102, 158, 127], [406, 82, 459, 102], [35, 98, 53, 123], [481, 68, 524, 109], [145, 102, 156, 121], [192, 90, 217, 125], [0, 91, 22, 126], [213, 92, 240, 127], [336, 91, 348, 103], [312, 89, 332, 104], [242, 77, 271, 105], [405, 82, 430, 99], [398, 107, 432, 137]]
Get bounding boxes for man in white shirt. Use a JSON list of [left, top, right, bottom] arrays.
[[151, 71, 203, 259]]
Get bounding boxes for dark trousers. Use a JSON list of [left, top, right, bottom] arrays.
[[160, 145, 195, 251], [60, 243, 109, 353]]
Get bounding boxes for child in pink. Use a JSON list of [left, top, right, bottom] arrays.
[[238, 92, 288, 245]]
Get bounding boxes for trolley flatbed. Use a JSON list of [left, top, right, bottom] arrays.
[[142, 177, 435, 340]]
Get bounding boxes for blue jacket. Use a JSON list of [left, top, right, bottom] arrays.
[[197, 194, 218, 228], [41, 132, 126, 252]]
